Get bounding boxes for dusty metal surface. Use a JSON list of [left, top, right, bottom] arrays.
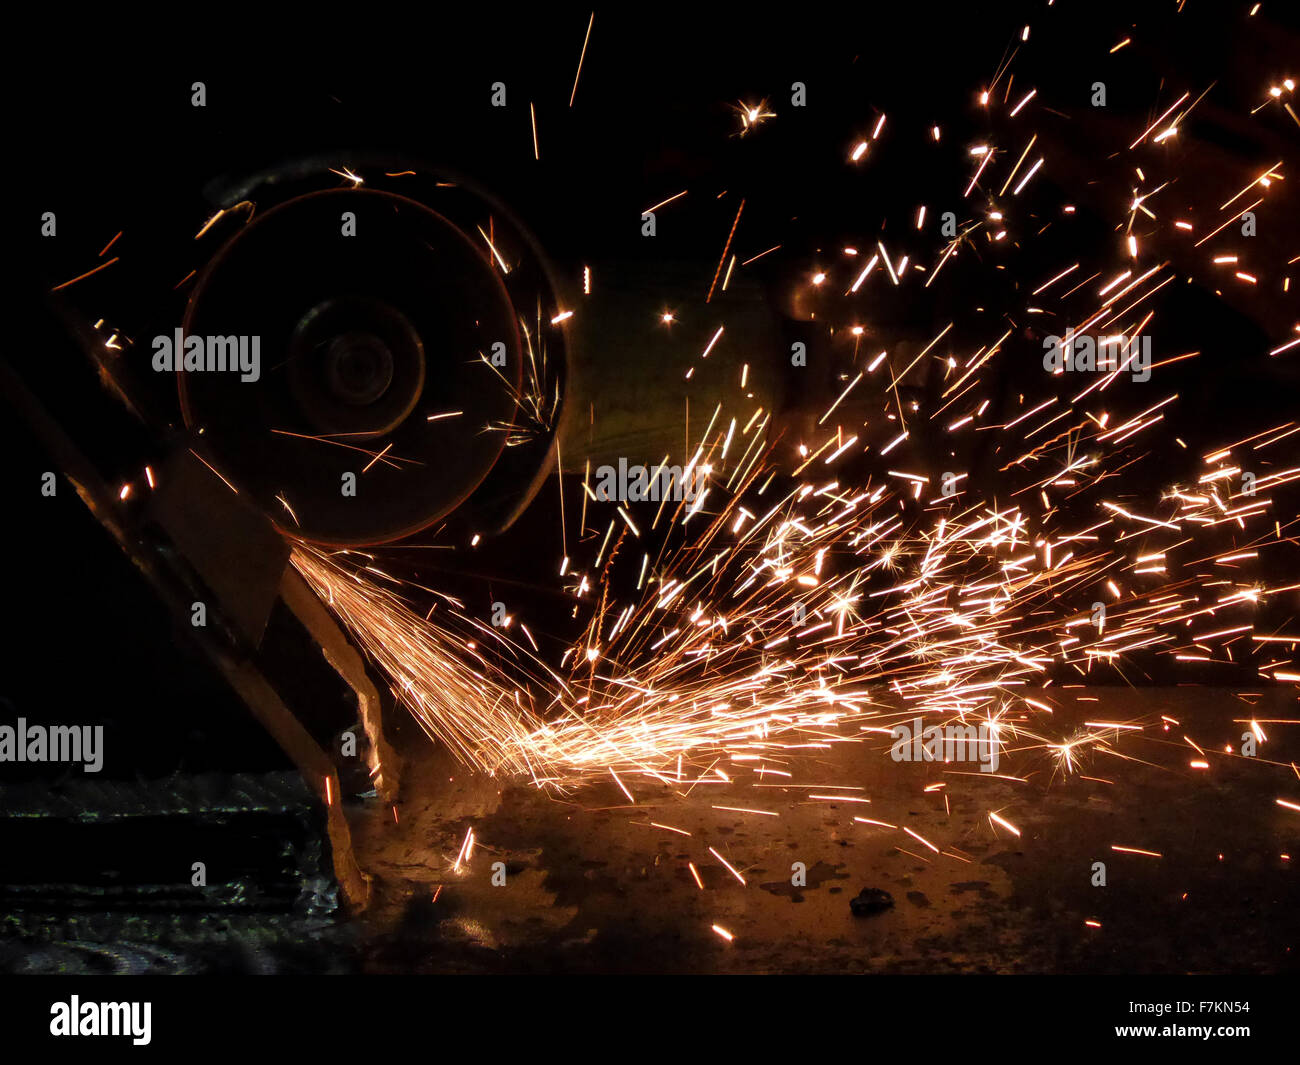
[[350, 686, 1298, 973]]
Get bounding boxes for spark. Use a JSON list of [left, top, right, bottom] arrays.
[[988, 811, 1021, 836], [50, 256, 119, 292], [645, 190, 688, 214], [706, 201, 745, 303], [569, 13, 594, 108], [709, 847, 747, 886], [736, 99, 775, 136]]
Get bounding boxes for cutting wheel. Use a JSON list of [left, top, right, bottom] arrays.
[[180, 187, 523, 546]]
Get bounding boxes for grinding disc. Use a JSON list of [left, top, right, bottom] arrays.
[[180, 187, 523, 546]]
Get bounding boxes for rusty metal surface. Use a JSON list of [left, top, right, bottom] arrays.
[[346, 686, 1299, 973]]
